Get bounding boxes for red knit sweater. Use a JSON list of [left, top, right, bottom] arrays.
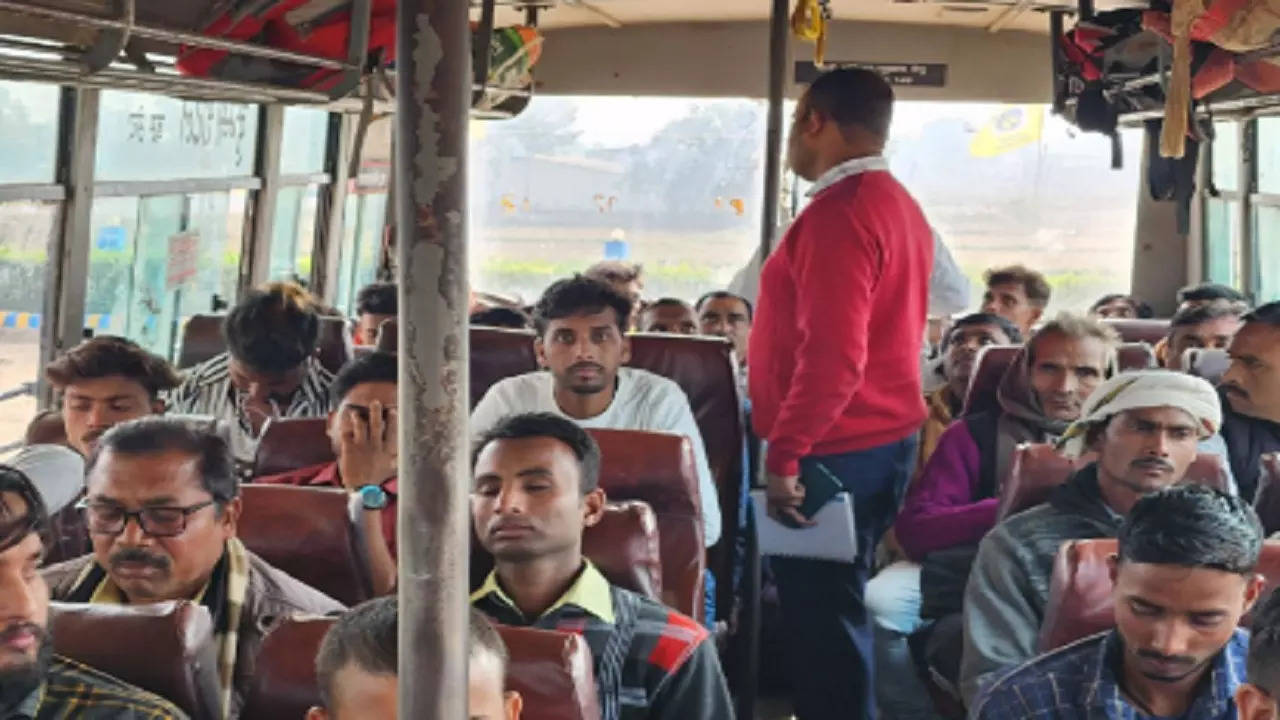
[[750, 169, 933, 476]]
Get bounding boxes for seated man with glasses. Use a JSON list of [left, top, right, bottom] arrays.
[[42, 417, 345, 719], [170, 282, 335, 477]]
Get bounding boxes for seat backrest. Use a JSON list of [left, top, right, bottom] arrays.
[[1254, 453, 1280, 535], [177, 314, 352, 374], [316, 316, 353, 375], [999, 445, 1233, 521], [51, 600, 222, 720], [469, 327, 538, 407], [591, 428, 705, 619], [24, 409, 68, 446], [1039, 539, 1280, 652], [237, 484, 371, 606], [1116, 342, 1156, 371], [1184, 347, 1231, 383], [253, 417, 335, 478], [178, 314, 226, 370], [242, 617, 602, 720], [961, 345, 1020, 417], [375, 318, 398, 353], [1101, 318, 1171, 345], [473, 500, 664, 603]]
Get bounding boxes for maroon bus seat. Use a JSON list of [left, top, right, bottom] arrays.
[[591, 428, 705, 619], [241, 616, 601, 720], [473, 500, 664, 603], [1038, 539, 1280, 652], [24, 409, 69, 446], [238, 484, 371, 606], [961, 345, 1020, 417], [178, 314, 352, 374], [998, 444, 1233, 521], [50, 600, 222, 720], [252, 417, 335, 478], [375, 318, 398, 353], [1254, 453, 1280, 536], [1102, 318, 1171, 345], [1116, 342, 1157, 371]]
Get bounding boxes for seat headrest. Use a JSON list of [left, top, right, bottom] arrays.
[[1039, 539, 1280, 652], [590, 428, 705, 619], [177, 315, 226, 370], [1101, 318, 1170, 345], [50, 600, 222, 720], [1116, 342, 1156, 371], [238, 484, 372, 606], [1254, 453, 1280, 535], [315, 317, 353, 375], [375, 318, 398, 353], [242, 617, 603, 720], [252, 417, 335, 478], [962, 345, 1020, 417], [472, 501, 663, 603], [1184, 347, 1230, 382]]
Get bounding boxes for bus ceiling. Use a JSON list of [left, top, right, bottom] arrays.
[[0, 0, 1154, 109]]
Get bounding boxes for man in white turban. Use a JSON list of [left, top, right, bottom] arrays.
[[960, 369, 1228, 704]]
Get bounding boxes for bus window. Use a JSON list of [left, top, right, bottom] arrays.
[[469, 96, 766, 302], [267, 108, 330, 287], [1253, 117, 1280, 303], [0, 80, 60, 451], [1206, 120, 1242, 289], [335, 116, 391, 315]]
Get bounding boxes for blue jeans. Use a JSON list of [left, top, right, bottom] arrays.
[[866, 562, 941, 720], [772, 435, 918, 720]]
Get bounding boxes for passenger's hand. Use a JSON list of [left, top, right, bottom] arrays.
[[336, 401, 398, 492], [765, 471, 815, 527]]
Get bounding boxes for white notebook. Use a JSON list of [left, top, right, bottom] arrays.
[[750, 490, 859, 563]]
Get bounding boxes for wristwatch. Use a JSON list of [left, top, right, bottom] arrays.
[[356, 484, 389, 511]]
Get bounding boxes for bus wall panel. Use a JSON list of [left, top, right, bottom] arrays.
[[534, 21, 1051, 104]]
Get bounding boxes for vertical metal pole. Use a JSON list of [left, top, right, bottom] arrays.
[[395, 0, 470, 718], [1240, 119, 1256, 297], [1049, 11, 1066, 116], [760, 0, 788, 260], [1078, 0, 1095, 21], [240, 103, 284, 294], [39, 87, 99, 406]]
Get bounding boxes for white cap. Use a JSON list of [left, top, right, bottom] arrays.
[[3, 444, 85, 515]]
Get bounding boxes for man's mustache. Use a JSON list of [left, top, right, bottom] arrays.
[[109, 548, 170, 572], [1131, 457, 1175, 473], [1223, 382, 1249, 401], [1136, 648, 1196, 668]]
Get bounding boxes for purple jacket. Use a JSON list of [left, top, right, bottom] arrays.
[[896, 419, 999, 562]]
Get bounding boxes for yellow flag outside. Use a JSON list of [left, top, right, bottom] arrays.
[[969, 105, 1044, 158]]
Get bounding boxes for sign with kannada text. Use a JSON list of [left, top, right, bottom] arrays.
[[794, 62, 948, 87]]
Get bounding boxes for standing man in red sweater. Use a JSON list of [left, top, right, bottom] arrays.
[[752, 68, 933, 720]]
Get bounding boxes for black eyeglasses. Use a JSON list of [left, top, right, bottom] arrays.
[[75, 499, 216, 537]]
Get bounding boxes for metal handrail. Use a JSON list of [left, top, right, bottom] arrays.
[[0, 0, 352, 71], [0, 382, 35, 404]]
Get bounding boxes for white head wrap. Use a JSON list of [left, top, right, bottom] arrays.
[[1057, 370, 1222, 458], [3, 443, 85, 514]]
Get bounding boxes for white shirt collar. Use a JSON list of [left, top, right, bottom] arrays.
[[805, 155, 890, 197]]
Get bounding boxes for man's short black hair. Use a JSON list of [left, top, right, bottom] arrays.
[[331, 352, 398, 405], [804, 67, 894, 140], [1243, 301, 1280, 328], [1247, 589, 1280, 697], [315, 596, 397, 708], [89, 417, 239, 507], [1118, 484, 1262, 575], [356, 283, 398, 317], [45, 335, 181, 401], [472, 412, 601, 495], [1178, 282, 1246, 306], [224, 282, 319, 374], [985, 265, 1052, 308], [470, 306, 531, 330], [0, 466, 49, 554], [695, 291, 753, 322], [1168, 300, 1244, 335], [1090, 294, 1154, 319], [532, 275, 632, 337], [942, 312, 1023, 351]]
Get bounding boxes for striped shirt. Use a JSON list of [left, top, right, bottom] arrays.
[[169, 352, 334, 473], [6, 654, 188, 719], [971, 629, 1248, 720]]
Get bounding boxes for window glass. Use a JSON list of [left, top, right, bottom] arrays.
[[1254, 205, 1280, 302], [96, 91, 258, 181], [890, 104, 1141, 314], [1205, 197, 1240, 288], [269, 185, 320, 287], [280, 107, 330, 175], [336, 116, 390, 314], [470, 97, 766, 304], [0, 201, 57, 450], [86, 192, 247, 360], [1212, 121, 1241, 193], [0, 81, 58, 184], [1257, 117, 1280, 194]]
